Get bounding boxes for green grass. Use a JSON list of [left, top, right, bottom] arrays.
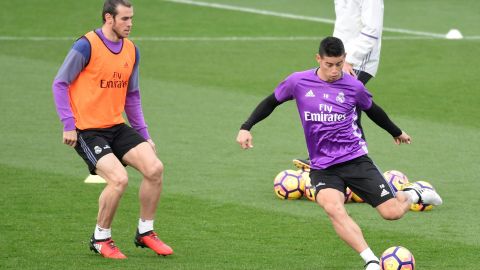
[[1, 0, 480, 269], [1, 164, 479, 269]]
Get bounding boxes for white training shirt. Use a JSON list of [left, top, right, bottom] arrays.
[[333, 0, 384, 77]]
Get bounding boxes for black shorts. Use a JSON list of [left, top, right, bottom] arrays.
[[74, 123, 146, 174], [309, 155, 394, 207]]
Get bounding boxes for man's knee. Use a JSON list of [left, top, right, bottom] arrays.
[[319, 199, 347, 219], [379, 209, 403, 220], [144, 160, 164, 182], [316, 189, 347, 218], [109, 173, 129, 193], [377, 199, 406, 220]]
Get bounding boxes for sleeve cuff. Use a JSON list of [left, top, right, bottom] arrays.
[[136, 127, 151, 140], [62, 117, 76, 131]]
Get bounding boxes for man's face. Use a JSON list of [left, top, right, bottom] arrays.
[[111, 5, 134, 38], [316, 54, 345, 82]]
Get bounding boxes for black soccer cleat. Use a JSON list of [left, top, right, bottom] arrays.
[[364, 260, 380, 270]]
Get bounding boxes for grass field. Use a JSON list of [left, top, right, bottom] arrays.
[[1, 0, 480, 269]]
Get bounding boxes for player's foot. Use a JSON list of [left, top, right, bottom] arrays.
[[403, 183, 443, 206], [134, 230, 173, 256], [364, 260, 380, 270], [89, 235, 127, 259], [292, 158, 311, 171]]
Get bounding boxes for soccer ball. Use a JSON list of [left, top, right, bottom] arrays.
[[273, 170, 305, 200], [344, 187, 353, 203], [409, 180, 435, 212], [299, 170, 316, 201], [380, 246, 415, 270], [383, 170, 409, 192]]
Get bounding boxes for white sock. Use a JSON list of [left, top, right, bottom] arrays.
[[404, 190, 420, 203], [360, 248, 379, 263], [94, 224, 111, 240], [138, 218, 154, 234]]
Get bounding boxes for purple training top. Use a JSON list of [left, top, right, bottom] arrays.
[[274, 68, 373, 169], [52, 29, 150, 140]]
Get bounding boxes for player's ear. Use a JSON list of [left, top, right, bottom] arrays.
[[315, 53, 322, 63], [104, 13, 113, 25]]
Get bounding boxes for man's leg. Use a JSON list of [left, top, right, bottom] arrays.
[[355, 70, 373, 85], [95, 153, 129, 228], [316, 188, 380, 269], [375, 191, 411, 220], [316, 188, 369, 252], [377, 187, 443, 220], [89, 153, 129, 259], [123, 142, 163, 220], [123, 142, 173, 256]]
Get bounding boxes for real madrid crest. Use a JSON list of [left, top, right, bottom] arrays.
[[336, 91, 345, 103]]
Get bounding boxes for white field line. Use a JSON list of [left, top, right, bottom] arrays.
[[1, 36, 479, 42], [1, 0, 478, 42], [165, 0, 335, 24], [164, 0, 469, 39]]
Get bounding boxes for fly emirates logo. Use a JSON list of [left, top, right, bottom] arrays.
[[304, 104, 346, 122], [100, 72, 128, 89]]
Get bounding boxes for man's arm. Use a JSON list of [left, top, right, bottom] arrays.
[[364, 101, 411, 145], [236, 93, 282, 149], [240, 93, 282, 131], [52, 37, 90, 147], [124, 46, 156, 150]]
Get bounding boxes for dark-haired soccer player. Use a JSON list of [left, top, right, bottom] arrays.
[[293, 0, 385, 170], [236, 37, 442, 270], [52, 0, 172, 259]]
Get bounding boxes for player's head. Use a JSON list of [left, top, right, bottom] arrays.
[[316, 37, 346, 82], [102, 0, 133, 38], [318, 36, 345, 57]]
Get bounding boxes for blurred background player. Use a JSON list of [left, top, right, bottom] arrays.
[[52, 0, 173, 259], [236, 37, 442, 270], [294, 0, 384, 170], [334, 0, 384, 85]]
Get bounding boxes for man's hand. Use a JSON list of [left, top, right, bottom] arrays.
[[63, 130, 77, 147], [147, 139, 157, 153], [343, 62, 356, 77], [394, 131, 412, 145], [236, 130, 254, 149]]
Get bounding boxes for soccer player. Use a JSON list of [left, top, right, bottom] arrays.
[[52, 0, 172, 259], [236, 37, 442, 270], [293, 0, 384, 170]]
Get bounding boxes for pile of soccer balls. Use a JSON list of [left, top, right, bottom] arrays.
[[383, 170, 436, 212], [273, 168, 438, 211]]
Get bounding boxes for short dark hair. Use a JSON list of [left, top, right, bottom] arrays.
[[102, 0, 132, 23], [318, 36, 345, 57]]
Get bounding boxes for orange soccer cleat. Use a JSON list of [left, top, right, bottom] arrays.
[[134, 230, 173, 256], [89, 235, 127, 259]]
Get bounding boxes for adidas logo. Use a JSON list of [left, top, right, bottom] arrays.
[[380, 189, 390, 197], [315, 182, 326, 187], [305, 90, 315, 97], [123, 62, 129, 68], [94, 243, 102, 252]]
